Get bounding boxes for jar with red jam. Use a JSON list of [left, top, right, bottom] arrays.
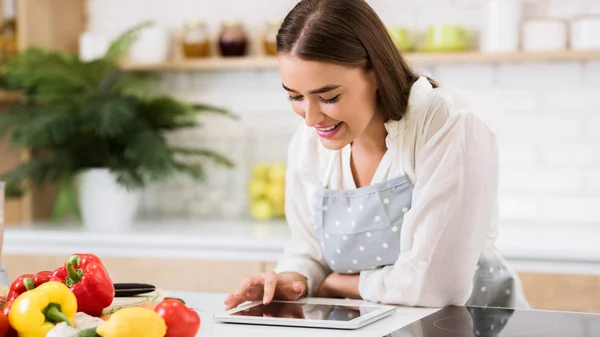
[[218, 20, 248, 57]]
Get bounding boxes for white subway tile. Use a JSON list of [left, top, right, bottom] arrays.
[[586, 1, 600, 15], [190, 71, 268, 91], [496, 62, 583, 89], [140, 185, 161, 213], [498, 195, 541, 221], [187, 199, 216, 217], [539, 142, 599, 168], [583, 61, 600, 86], [584, 170, 600, 191], [551, 2, 585, 18], [584, 116, 600, 139], [541, 197, 600, 223], [493, 114, 582, 141], [539, 88, 600, 112], [460, 89, 538, 114], [523, 1, 549, 19], [219, 0, 296, 25], [433, 64, 495, 88], [499, 168, 584, 192], [498, 142, 539, 166], [523, 0, 585, 19], [159, 191, 190, 215], [414, 5, 482, 30]]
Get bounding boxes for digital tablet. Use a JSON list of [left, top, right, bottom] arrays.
[[213, 297, 398, 330]]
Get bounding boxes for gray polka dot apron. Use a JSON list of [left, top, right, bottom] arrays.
[[312, 131, 519, 308]]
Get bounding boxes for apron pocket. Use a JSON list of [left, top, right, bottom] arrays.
[[321, 224, 401, 273]]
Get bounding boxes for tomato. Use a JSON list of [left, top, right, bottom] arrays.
[[0, 311, 9, 337]]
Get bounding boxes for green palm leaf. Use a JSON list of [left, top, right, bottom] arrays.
[[0, 20, 235, 218]]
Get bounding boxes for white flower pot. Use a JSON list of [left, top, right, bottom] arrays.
[[77, 169, 141, 232]]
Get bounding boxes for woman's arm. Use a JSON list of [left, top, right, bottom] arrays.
[[358, 93, 499, 307], [273, 124, 332, 297], [315, 273, 361, 299]]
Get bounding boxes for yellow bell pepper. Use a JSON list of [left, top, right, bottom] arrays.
[[8, 281, 78, 337], [96, 307, 166, 337]]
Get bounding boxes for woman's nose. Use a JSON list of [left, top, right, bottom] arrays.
[[303, 100, 323, 127]]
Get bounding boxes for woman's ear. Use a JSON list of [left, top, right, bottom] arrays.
[[366, 69, 378, 90]]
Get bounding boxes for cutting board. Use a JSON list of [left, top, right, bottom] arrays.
[[102, 289, 167, 315]]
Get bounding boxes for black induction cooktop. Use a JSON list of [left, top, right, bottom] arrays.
[[385, 306, 600, 337]]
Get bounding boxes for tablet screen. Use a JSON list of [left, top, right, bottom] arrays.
[[231, 302, 380, 321]]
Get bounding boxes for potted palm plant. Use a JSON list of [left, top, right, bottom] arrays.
[[0, 22, 234, 230]]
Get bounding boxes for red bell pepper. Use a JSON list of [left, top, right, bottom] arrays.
[[3, 271, 53, 316], [154, 298, 201, 337], [51, 253, 115, 317], [6, 271, 52, 302]]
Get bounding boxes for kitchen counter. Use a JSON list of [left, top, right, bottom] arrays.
[[3, 218, 600, 274], [167, 291, 440, 337]]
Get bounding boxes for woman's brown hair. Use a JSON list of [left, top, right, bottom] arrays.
[[276, 0, 436, 121]]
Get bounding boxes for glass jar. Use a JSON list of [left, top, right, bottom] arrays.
[[218, 20, 248, 57], [181, 20, 210, 58], [263, 19, 282, 56]]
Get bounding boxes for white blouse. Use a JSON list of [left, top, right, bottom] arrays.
[[274, 77, 515, 307]]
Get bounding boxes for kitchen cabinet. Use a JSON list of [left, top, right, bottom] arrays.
[[1, 254, 264, 293], [519, 271, 600, 314]]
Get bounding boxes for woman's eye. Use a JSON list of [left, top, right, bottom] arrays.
[[321, 94, 340, 104], [288, 95, 303, 101]]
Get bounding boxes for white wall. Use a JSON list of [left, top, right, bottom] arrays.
[[85, 0, 600, 230]]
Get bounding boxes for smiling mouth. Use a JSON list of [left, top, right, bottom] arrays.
[[318, 122, 341, 132]]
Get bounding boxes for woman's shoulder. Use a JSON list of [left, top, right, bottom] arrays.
[[404, 84, 494, 137], [409, 85, 478, 120]]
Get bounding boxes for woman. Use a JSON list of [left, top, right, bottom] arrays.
[[225, 0, 529, 310]]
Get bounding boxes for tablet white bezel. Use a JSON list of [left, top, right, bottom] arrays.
[[212, 297, 398, 330]]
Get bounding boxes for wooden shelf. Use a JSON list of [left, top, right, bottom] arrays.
[[121, 56, 280, 72], [408, 49, 600, 64], [120, 50, 600, 72]]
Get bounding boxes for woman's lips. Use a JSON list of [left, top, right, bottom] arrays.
[[315, 122, 343, 139]]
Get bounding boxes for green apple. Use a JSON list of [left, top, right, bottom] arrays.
[[268, 163, 287, 183], [252, 163, 270, 181], [266, 181, 285, 204], [247, 179, 268, 199]]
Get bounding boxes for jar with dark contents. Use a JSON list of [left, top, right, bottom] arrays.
[[218, 20, 248, 57], [263, 19, 282, 56], [182, 20, 210, 58]]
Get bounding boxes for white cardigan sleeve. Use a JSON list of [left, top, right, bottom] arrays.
[[358, 92, 500, 307], [273, 125, 332, 296]]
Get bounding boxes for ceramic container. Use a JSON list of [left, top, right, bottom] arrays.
[[522, 19, 568, 52], [570, 15, 600, 51], [480, 0, 523, 53]]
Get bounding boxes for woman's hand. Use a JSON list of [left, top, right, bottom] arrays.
[[224, 271, 308, 310], [315, 273, 362, 300]]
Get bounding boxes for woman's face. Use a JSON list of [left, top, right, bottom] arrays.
[[278, 54, 379, 150]]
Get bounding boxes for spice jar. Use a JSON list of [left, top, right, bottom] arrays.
[[182, 20, 210, 58], [218, 20, 248, 57], [263, 19, 282, 56]]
